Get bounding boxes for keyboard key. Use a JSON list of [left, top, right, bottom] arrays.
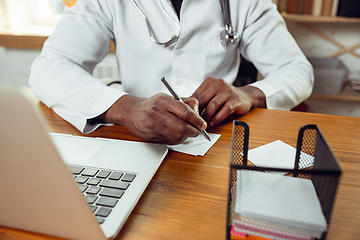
[[86, 186, 101, 195], [67, 164, 138, 226], [75, 176, 89, 184], [82, 168, 99, 177], [85, 195, 98, 204], [99, 180, 129, 190], [95, 207, 112, 217], [97, 170, 111, 179], [96, 217, 105, 224], [68, 166, 84, 175], [96, 197, 118, 208], [108, 172, 123, 180], [89, 205, 98, 213], [99, 188, 124, 199], [77, 184, 88, 193], [122, 173, 136, 182], [87, 178, 101, 186]]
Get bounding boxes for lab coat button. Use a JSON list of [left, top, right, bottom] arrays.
[[176, 50, 183, 56]]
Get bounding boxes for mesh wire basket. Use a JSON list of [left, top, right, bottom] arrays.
[[226, 121, 342, 240]]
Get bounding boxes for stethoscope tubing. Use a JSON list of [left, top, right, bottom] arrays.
[[221, 0, 232, 27], [129, 0, 180, 47], [129, 0, 238, 48]]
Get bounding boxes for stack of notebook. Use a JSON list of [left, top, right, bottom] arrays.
[[230, 170, 327, 240]]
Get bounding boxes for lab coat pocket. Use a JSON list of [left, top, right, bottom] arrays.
[[204, 33, 240, 81]]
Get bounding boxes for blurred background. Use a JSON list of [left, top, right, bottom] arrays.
[[0, 0, 359, 117]]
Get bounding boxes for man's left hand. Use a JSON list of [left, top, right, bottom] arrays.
[[191, 77, 266, 128]]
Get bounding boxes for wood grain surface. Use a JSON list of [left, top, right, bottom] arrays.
[[1, 89, 359, 240]]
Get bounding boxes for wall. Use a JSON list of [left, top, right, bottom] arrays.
[[0, 47, 119, 86], [286, 21, 360, 75], [0, 47, 39, 86], [285, 21, 360, 117]]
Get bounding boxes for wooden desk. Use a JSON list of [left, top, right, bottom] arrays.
[[1, 93, 360, 240]]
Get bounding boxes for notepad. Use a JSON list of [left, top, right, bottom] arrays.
[[232, 170, 327, 239]]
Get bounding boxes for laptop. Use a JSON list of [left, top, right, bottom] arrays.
[[0, 85, 168, 240]]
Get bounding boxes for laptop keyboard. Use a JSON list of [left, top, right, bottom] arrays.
[[67, 165, 137, 225]]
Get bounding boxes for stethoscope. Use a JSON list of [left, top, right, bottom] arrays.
[[129, 0, 239, 48]]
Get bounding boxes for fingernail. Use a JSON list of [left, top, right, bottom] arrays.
[[201, 122, 207, 130]]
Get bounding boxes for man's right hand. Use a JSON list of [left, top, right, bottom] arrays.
[[95, 93, 207, 145]]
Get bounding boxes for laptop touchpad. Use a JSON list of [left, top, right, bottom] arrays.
[[52, 135, 108, 164]]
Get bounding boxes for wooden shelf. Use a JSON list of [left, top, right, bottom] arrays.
[[282, 13, 360, 23], [310, 83, 360, 101], [0, 24, 115, 52], [0, 25, 55, 49]]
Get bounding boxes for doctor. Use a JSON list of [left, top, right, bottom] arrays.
[[29, 0, 313, 145]]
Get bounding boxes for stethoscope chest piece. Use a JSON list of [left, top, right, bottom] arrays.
[[220, 0, 239, 48], [220, 25, 239, 48]]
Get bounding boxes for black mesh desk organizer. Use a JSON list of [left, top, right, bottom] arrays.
[[226, 121, 342, 240]]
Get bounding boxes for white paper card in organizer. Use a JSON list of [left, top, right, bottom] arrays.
[[247, 140, 314, 174]]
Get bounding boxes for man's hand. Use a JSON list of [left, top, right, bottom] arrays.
[[95, 93, 207, 145], [191, 77, 266, 128]]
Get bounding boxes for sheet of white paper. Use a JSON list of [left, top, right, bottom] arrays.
[[167, 133, 221, 156], [247, 140, 314, 174]]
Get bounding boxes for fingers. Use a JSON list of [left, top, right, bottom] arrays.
[[165, 96, 207, 132], [121, 93, 206, 145], [162, 115, 202, 144], [192, 78, 232, 123], [102, 78, 262, 144], [191, 77, 253, 128], [141, 117, 199, 145], [192, 78, 233, 111], [202, 95, 234, 127], [182, 97, 200, 115], [191, 77, 217, 110], [146, 102, 202, 140], [191, 77, 214, 99]]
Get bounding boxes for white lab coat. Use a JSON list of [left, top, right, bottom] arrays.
[[29, 0, 313, 134]]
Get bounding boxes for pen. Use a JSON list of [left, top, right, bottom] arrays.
[[161, 77, 211, 142]]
